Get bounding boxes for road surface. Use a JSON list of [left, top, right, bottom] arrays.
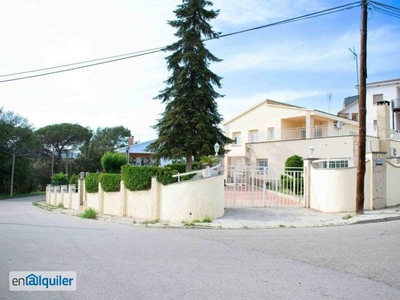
[[1, 196, 399, 299]]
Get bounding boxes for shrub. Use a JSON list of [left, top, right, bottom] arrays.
[[281, 155, 304, 195], [85, 173, 100, 193], [156, 167, 179, 185], [99, 173, 121, 192], [199, 156, 220, 168], [69, 174, 79, 185], [80, 207, 98, 219], [52, 172, 69, 185], [285, 155, 303, 170], [121, 165, 178, 191], [101, 151, 127, 173]]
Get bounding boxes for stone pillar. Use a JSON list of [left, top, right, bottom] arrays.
[[377, 101, 391, 153], [306, 112, 314, 139], [367, 152, 387, 209], [303, 158, 318, 208]]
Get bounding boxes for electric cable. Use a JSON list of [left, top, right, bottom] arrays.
[[0, 2, 369, 84]]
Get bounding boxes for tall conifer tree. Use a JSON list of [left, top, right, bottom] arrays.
[[148, 0, 231, 171]]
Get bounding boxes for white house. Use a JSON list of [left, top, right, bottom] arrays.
[[223, 99, 361, 172], [339, 78, 400, 138]]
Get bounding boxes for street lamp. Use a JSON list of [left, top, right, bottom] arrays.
[[214, 143, 220, 156]]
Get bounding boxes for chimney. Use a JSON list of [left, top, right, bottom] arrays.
[[128, 136, 134, 145]]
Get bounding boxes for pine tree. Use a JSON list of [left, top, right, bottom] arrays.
[[148, 0, 231, 171]]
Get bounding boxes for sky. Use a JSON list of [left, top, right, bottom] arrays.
[[1, 0, 399, 143]]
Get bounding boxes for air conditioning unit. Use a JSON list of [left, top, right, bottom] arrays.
[[391, 148, 397, 157], [334, 121, 343, 129]]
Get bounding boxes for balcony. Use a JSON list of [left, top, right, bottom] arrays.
[[393, 98, 400, 112], [249, 124, 380, 143]]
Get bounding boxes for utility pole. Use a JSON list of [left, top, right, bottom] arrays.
[[356, 0, 368, 214], [10, 149, 16, 198]]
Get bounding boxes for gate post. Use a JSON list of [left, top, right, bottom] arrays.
[[303, 158, 313, 208]]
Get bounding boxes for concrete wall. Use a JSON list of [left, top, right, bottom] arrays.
[[310, 167, 357, 212], [46, 185, 80, 210], [308, 153, 400, 213], [250, 136, 356, 172], [160, 175, 225, 222], [386, 161, 400, 207], [46, 175, 225, 222]]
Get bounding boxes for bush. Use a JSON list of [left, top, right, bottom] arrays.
[[285, 155, 303, 170], [69, 174, 79, 185], [101, 151, 127, 173], [52, 172, 69, 185], [121, 165, 178, 191], [99, 173, 121, 192], [156, 167, 179, 185], [282, 155, 304, 195], [80, 207, 98, 219], [85, 173, 100, 193]]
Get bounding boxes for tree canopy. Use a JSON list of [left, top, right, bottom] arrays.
[[78, 126, 131, 172], [147, 0, 232, 171], [0, 108, 41, 195], [35, 123, 93, 173]]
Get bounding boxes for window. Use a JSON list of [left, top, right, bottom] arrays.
[[233, 132, 241, 145], [373, 94, 383, 105], [267, 127, 275, 140], [322, 160, 349, 169], [351, 113, 358, 121], [249, 130, 259, 142], [256, 159, 268, 173]]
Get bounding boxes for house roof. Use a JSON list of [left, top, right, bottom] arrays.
[[223, 99, 305, 125], [367, 78, 400, 87], [115, 139, 155, 154], [343, 95, 358, 108]]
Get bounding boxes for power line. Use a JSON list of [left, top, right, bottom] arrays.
[[0, 46, 166, 78], [370, 1, 400, 18], [0, 49, 164, 83], [0, 2, 363, 84]]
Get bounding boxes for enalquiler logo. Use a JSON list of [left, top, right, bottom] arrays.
[[9, 271, 76, 291]]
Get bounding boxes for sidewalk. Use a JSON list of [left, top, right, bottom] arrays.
[[35, 201, 400, 229]]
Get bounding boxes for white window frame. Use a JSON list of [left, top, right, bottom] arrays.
[[256, 159, 268, 173]]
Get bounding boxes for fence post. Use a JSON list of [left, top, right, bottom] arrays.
[[263, 167, 266, 207]]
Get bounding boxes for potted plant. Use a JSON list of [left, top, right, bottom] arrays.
[[199, 156, 220, 177]]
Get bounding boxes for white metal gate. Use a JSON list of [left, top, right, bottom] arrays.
[[224, 166, 305, 207]]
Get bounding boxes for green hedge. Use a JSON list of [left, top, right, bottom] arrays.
[[85, 173, 100, 193], [101, 151, 127, 173], [52, 172, 69, 185], [99, 173, 121, 192], [121, 165, 178, 191], [85, 166, 180, 193]]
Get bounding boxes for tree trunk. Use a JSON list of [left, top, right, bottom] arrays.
[[186, 154, 193, 172]]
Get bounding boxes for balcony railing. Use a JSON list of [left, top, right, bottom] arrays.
[[249, 124, 382, 143], [392, 98, 400, 111]]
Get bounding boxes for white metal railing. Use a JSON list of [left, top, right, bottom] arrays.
[[173, 164, 222, 182], [224, 166, 305, 207], [247, 123, 386, 143], [250, 125, 360, 143], [312, 157, 356, 169]]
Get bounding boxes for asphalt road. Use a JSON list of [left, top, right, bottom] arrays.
[[1, 196, 400, 300]]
